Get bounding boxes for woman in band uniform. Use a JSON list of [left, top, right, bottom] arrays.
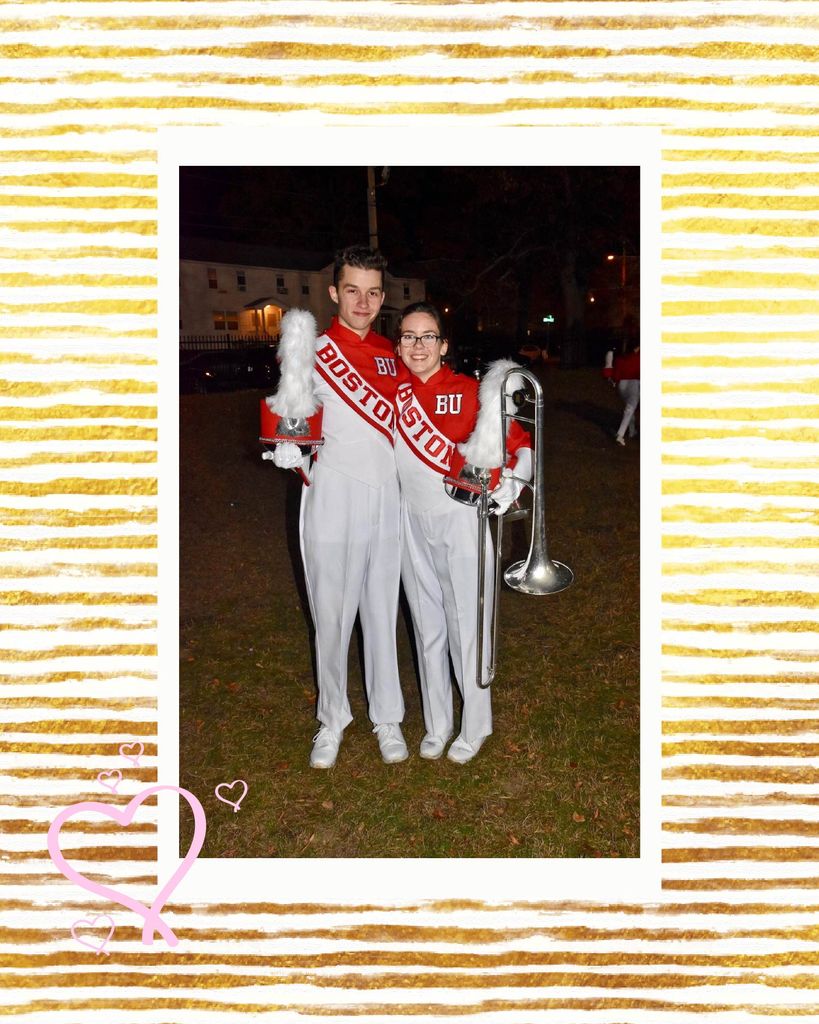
[[394, 302, 532, 764]]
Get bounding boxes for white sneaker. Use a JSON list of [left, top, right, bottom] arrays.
[[373, 723, 409, 764], [447, 735, 485, 764], [310, 725, 342, 769], [419, 733, 450, 760], [614, 435, 626, 447]]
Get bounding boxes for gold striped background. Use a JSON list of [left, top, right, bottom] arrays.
[[2, 1, 818, 1018]]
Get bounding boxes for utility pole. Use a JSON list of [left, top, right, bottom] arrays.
[[367, 167, 379, 249], [366, 167, 389, 250]]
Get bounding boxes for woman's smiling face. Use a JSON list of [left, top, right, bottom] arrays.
[[397, 311, 448, 383]]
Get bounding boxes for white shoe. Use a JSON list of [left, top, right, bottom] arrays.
[[447, 735, 485, 764], [373, 723, 409, 764], [310, 725, 342, 769], [419, 733, 450, 760], [614, 435, 626, 447]]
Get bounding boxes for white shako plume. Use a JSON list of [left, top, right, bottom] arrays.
[[266, 309, 319, 418], [459, 359, 525, 468]]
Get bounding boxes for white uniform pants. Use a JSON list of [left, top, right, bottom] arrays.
[[400, 501, 492, 745], [299, 462, 404, 734], [616, 379, 640, 440]]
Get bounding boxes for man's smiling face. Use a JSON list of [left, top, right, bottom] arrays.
[[329, 266, 385, 338]]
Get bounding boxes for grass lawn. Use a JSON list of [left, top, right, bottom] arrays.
[[179, 365, 639, 859]]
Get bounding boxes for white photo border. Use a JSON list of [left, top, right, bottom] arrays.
[[157, 126, 662, 904]]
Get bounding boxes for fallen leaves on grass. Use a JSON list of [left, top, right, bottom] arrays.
[[179, 381, 640, 860], [572, 811, 585, 822]]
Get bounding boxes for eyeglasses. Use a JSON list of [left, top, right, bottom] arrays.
[[399, 332, 441, 348]]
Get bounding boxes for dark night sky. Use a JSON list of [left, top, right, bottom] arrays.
[[179, 165, 639, 351]]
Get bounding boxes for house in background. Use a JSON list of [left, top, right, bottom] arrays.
[[180, 239, 426, 348]]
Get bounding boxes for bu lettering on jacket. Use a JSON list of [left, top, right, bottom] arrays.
[[373, 356, 397, 377], [434, 393, 462, 415]]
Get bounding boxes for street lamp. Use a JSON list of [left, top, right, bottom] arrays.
[[606, 241, 638, 338], [606, 246, 629, 289]]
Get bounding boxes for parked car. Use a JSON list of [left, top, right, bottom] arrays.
[[516, 343, 544, 364], [180, 346, 279, 394]]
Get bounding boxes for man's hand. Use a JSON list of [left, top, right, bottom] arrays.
[[272, 441, 303, 470]]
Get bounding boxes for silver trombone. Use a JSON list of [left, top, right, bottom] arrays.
[[445, 366, 573, 689]]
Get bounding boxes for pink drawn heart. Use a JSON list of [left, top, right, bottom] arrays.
[[119, 740, 144, 766], [47, 785, 206, 947], [214, 779, 248, 813], [71, 913, 115, 954], [96, 769, 122, 793]]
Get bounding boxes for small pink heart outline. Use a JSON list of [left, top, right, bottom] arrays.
[[96, 769, 122, 793], [214, 779, 248, 813], [47, 785, 206, 947], [71, 913, 115, 955], [119, 740, 144, 766]]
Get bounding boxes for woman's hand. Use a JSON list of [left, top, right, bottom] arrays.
[[490, 447, 533, 515], [490, 468, 524, 516]]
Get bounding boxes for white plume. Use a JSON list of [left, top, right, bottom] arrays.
[[266, 309, 319, 418], [459, 359, 525, 468]]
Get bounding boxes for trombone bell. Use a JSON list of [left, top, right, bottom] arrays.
[[500, 367, 573, 597], [504, 557, 573, 596]]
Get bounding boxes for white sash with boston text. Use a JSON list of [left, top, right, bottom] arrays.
[[396, 382, 455, 475], [315, 339, 396, 443]]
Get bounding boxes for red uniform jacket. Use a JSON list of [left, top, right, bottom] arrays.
[[613, 349, 640, 382], [396, 364, 531, 476]]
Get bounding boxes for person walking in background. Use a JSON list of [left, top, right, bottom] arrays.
[[393, 302, 532, 764], [604, 338, 640, 446]]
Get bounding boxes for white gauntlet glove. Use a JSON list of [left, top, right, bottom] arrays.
[[272, 441, 303, 470], [490, 447, 532, 516], [490, 470, 523, 516]]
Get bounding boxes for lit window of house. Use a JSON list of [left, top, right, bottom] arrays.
[[213, 310, 239, 331], [207, 268, 218, 289], [276, 275, 288, 295], [237, 271, 246, 291]]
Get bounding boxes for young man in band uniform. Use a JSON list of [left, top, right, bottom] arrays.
[[278, 246, 410, 768]]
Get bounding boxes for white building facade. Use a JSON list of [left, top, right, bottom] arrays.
[[180, 246, 426, 347]]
